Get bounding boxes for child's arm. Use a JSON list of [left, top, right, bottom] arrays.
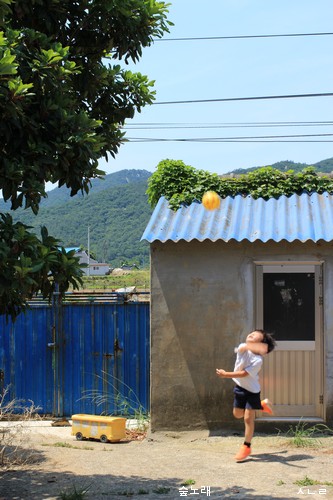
[[216, 368, 248, 378], [238, 342, 268, 355]]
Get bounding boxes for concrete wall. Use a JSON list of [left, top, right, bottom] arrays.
[[150, 239, 333, 431]]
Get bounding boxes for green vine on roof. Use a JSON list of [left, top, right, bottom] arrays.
[[147, 159, 333, 210]]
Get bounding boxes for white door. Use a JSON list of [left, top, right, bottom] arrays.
[[256, 264, 324, 418]]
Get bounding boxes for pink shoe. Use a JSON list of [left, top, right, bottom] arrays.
[[261, 398, 273, 415], [234, 444, 251, 462]]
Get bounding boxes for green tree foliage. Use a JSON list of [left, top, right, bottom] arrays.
[[0, 0, 171, 319], [0, 215, 83, 319], [147, 159, 333, 210], [229, 157, 333, 175], [147, 159, 222, 209]]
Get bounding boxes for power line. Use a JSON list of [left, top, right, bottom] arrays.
[[154, 92, 333, 105], [155, 32, 333, 42], [127, 139, 333, 143], [125, 121, 333, 125], [126, 132, 333, 143], [124, 121, 333, 130], [128, 139, 333, 143]]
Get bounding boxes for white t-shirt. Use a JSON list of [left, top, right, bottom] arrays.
[[232, 343, 263, 393]]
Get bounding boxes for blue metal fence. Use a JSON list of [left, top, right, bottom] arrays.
[[0, 293, 150, 417]]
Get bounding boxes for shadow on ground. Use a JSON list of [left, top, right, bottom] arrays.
[[250, 449, 315, 468], [0, 468, 305, 499]]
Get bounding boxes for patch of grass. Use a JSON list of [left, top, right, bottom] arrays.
[[59, 484, 90, 500], [294, 476, 333, 487], [295, 476, 320, 486], [181, 479, 196, 486], [42, 442, 93, 450], [81, 270, 150, 291], [54, 442, 78, 448], [153, 486, 170, 494], [282, 421, 333, 448], [277, 480, 285, 486]]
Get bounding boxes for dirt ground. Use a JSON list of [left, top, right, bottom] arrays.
[[0, 421, 333, 500]]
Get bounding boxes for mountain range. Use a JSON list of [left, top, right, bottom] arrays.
[[1, 158, 332, 267], [0, 169, 152, 268]]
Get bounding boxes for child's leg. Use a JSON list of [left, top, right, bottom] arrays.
[[234, 408, 255, 462], [243, 409, 256, 443], [233, 407, 245, 419]]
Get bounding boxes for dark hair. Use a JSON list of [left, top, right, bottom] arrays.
[[256, 329, 276, 353]]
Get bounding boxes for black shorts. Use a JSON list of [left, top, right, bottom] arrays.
[[233, 385, 262, 410]]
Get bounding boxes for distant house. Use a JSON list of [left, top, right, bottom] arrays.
[[66, 247, 110, 276]]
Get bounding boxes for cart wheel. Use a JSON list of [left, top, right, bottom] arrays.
[[100, 434, 108, 443], [75, 432, 83, 441]]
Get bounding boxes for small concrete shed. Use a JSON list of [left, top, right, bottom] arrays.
[[142, 192, 333, 431]]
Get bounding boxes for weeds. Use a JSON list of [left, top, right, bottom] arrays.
[[295, 476, 320, 486], [0, 386, 41, 467], [80, 372, 150, 433], [153, 486, 171, 494], [294, 476, 333, 487], [59, 484, 90, 499], [181, 479, 196, 486], [282, 421, 333, 448]]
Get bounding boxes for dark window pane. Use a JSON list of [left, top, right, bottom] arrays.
[[263, 273, 314, 341]]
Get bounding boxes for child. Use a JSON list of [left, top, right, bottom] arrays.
[[216, 329, 276, 462]]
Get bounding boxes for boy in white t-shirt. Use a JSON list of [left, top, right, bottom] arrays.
[[216, 329, 276, 462]]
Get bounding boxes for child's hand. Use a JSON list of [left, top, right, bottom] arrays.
[[216, 368, 227, 378], [237, 344, 248, 353]]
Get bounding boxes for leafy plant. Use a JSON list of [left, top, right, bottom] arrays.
[[0, 215, 85, 320], [147, 160, 333, 210], [147, 159, 222, 209]]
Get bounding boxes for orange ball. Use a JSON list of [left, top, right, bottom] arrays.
[[202, 191, 221, 210]]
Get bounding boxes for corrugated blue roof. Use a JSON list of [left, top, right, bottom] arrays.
[[141, 192, 333, 243]]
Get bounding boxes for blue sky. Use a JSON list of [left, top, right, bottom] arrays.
[[99, 0, 333, 177]]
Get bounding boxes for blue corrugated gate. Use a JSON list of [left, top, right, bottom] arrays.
[[0, 293, 150, 417]]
